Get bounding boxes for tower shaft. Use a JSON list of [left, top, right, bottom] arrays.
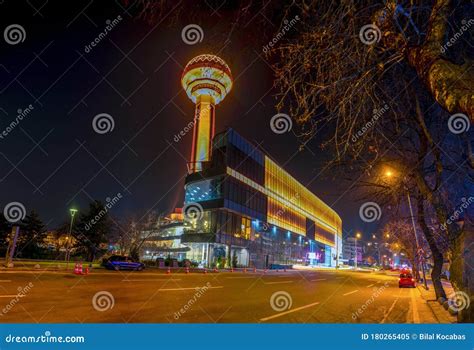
[[190, 95, 215, 173]]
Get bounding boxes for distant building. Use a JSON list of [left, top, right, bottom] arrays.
[[43, 231, 74, 251], [343, 237, 363, 264], [140, 210, 189, 261]]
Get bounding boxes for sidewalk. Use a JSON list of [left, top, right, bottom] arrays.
[[0, 260, 101, 271], [416, 280, 457, 323]]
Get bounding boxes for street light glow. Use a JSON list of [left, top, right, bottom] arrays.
[[383, 167, 396, 179]]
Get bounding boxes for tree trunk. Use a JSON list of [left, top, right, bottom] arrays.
[[449, 222, 473, 323], [417, 194, 446, 299], [412, 258, 420, 280], [381, 0, 474, 120], [408, 0, 474, 120]]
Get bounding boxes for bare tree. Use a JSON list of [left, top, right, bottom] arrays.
[[271, 0, 472, 321], [383, 220, 419, 275]]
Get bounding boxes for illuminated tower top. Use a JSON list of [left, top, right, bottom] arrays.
[[181, 54, 233, 173], [181, 54, 233, 105]]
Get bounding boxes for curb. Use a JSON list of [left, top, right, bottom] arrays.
[[416, 284, 441, 323]]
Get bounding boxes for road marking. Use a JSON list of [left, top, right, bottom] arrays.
[[336, 276, 345, 279], [0, 295, 19, 298], [263, 281, 294, 285], [121, 279, 182, 282], [410, 288, 420, 323], [342, 290, 359, 296], [0, 280, 11, 282], [225, 277, 256, 279], [380, 298, 399, 323], [311, 278, 326, 282], [367, 284, 374, 288], [158, 286, 224, 291], [260, 301, 320, 321]]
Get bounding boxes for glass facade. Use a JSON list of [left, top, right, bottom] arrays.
[[183, 128, 342, 268], [223, 176, 266, 221], [185, 177, 223, 203], [265, 156, 341, 246]]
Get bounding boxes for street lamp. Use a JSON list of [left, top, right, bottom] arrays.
[[382, 167, 428, 289], [355, 232, 361, 269], [66, 208, 78, 270]]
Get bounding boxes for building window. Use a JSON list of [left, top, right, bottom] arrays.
[[185, 176, 223, 203]]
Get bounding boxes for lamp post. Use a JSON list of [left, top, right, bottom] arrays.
[[371, 234, 381, 266], [383, 168, 428, 289], [66, 208, 77, 270], [354, 232, 361, 269], [406, 191, 428, 289]]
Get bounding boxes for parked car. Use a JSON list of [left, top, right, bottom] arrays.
[[103, 255, 145, 271], [399, 272, 416, 288]]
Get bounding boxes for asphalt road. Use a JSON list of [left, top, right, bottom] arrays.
[[0, 268, 430, 323]]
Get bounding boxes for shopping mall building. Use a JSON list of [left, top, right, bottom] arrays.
[[143, 54, 342, 268], [180, 128, 342, 268]]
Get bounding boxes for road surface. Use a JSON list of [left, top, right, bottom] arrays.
[[0, 268, 435, 323]]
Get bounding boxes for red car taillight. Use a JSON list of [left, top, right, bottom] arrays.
[[411, 278, 415, 282]]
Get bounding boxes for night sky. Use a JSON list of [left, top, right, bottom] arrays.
[[0, 1, 374, 236]]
